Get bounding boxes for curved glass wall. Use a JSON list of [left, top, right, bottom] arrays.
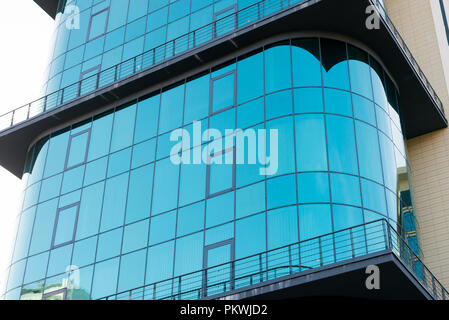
[[5, 37, 417, 300], [45, 0, 309, 95]]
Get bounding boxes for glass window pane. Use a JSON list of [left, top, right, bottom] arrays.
[[47, 244, 72, 277], [88, 9, 108, 40], [356, 121, 383, 183], [24, 252, 49, 284], [177, 202, 205, 237], [348, 45, 373, 100], [76, 182, 104, 240], [266, 117, 295, 176], [236, 181, 265, 219], [39, 174, 63, 202], [13, 207, 36, 262], [206, 191, 234, 228], [118, 249, 146, 293], [237, 52, 263, 104], [101, 173, 129, 232], [295, 114, 327, 172], [29, 199, 58, 255], [44, 131, 70, 178], [152, 158, 179, 215], [132, 139, 156, 169], [62, 165, 84, 194], [66, 131, 90, 168], [324, 88, 352, 117], [84, 156, 107, 186], [72, 236, 97, 267], [88, 112, 113, 161], [267, 174, 296, 209], [91, 257, 119, 299], [298, 204, 332, 240], [96, 228, 123, 261], [330, 173, 361, 207], [298, 172, 330, 203], [111, 104, 137, 153], [149, 210, 176, 245], [122, 220, 149, 254], [107, 147, 132, 177], [134, 95, 160, 144], [174, 232, 203, 276], [184, 74, 210, 124], [266, 90, 292, 120], [293, 88, 323, 113], [265, 44, 292, 93], [320, 38, 349, 91], [146, 241, 174, 284], [159, 85, 184, 134], [235, 213, 266, 259], [361, 179, 387, 216], [126, 164, 154, 224], [212, 72, 235, 113], [179, 161, 206, 206], [353, 94, 375, 125], [54, 204, 78, 246], [237, 97, 264, 129], [267, 206, 298, 250], [326, 115, 358, 175], [292, 38, 321, 87]]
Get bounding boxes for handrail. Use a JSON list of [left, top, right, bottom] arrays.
[[0, 0, 316, 132], [98, 219, 449, 301], [1, 0, 444, 134]]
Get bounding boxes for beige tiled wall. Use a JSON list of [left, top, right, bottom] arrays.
[[384, 0, 449, 288]]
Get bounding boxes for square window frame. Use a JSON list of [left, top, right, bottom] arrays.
[[86, 7, 110, 43], [206, 146, 236, 198], [51, 202, 80, 249], [64, 128, 92, 171]]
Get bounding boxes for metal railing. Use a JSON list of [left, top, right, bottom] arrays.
[[371, 0, 445, 116], [99, 219, 448, 301], [0, 0, 313, 132], [0, 0, 444, 133]]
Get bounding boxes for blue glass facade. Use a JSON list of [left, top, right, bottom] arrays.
[[4, 34, 419, 300]]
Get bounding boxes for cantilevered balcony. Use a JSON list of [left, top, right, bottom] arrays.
[[1, 0, 446, 177], [98, 219, 448, 301]]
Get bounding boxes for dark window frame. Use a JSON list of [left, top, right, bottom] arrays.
[[213, 5, 238, 38], [64, 128, 92, 171], [206, 145, 236, 198], [51, 202, 80, 249], [209, 70, 237, 116], [42, 288, 67, 300], [86, 7, 110, 42]]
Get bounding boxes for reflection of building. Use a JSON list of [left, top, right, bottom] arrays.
[[2, 0, 449, 300]]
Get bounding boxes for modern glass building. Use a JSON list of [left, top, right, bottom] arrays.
[[1, 0, 448, 300]]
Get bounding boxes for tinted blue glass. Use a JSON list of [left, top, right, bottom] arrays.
[[84, 156, 107, 186], [236, 181, 265, 218], [348, 48, 373, 99], [149, 210, 176, 245], [179, 162, 206, 206], [356, 121, 383, 183], [237, 52, 263, 104], [292, 38, 321, 87], [134, 96, 160, 144], [132, 139, 156, 168], [152, 158, 179, 214], [146, 240, 174, 283], [72, 236, 97, 267], [128, 0, 148, 22], [295, 114, 327, 171], [184, 74, 209, 124], [298, 172, 330, 203], [293, 88, 323, 113], [267, 206, 298, 250], [267, 174, 296, 209], [47, 244, 72, 277], [205, 222, 234, 246], [321, 39, 350, 91], [91, 257, 119, 299], [7, 260, 26, 291], [266, 90, 292, 120], [107, 147, 132, 177], [44, 131, 70, 178], [324, 88, 352, 117], [118, 249, 146, 292], [265, 45, 291, 93], [125, 16, 146, 42], [235, 213, 266, 259], [66, 131, 89, 169], [361, 179, 387, 216], [206, 192, 234, 228], [174, 232, 203, 276], [13, 207, 36, 262], [147, 7, 168, 31], [126, 164, 154, 223], [107, 0, 128, 32], [24, 252, 49, 284], [89, 9, 108, 40], [378, 132, 397, 191], [209, 159, 234, 195], [237, 97, 264, 128], [54, 205, 78, 246], [299, 204, 332, 240], [353, 94, 375, 125], [122, 220, 149, 254], [97, 228, 123, 261], [39, 174, 62, 202], [88, 113, 113, 161], [62, 165, 84, 194], [330, 173, 361, 206], [159, 85, 184, 134], [212, 72, 235, 113], [266, 117, 295, 176], [375, 104, 392, 137], [326, 115, 358, 175], [29, 199, 58, 255], [177, 202, 205, 237], [101, 173, 129, 231], [111, 104, 136, 153], [104, 26, 125, 51], [77, 181, 104, 240]]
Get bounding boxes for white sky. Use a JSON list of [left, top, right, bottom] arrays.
[[0, 1, 53, 294]]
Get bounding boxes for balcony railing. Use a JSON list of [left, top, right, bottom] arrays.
[[99, 219, 448, 301], [0, 0, 315, 132], [371, 0, 445, 116], [0, 0, 444, 134]]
